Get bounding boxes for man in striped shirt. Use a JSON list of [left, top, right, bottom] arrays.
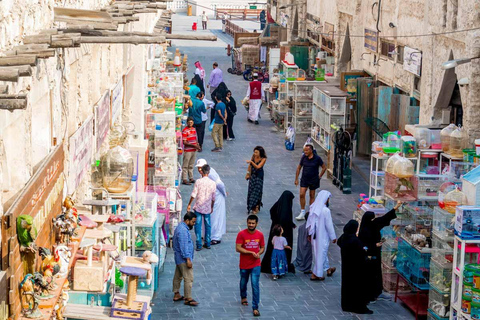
[[182, 117, 200, 185]]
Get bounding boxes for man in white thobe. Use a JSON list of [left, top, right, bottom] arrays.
[[246, 73, 265, 125], [195, 159, 226, 245], [306, 190, 337, 280]]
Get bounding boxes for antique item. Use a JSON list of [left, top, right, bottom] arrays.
[[17, 215, 38, 276]]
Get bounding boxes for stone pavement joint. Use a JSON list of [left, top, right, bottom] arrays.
[[152, 13, 415, 320]]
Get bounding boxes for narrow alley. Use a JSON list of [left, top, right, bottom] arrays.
[[152, 14, 415, 320]]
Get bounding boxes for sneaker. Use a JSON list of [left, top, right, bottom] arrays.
[[247, 119, 253, 123], [377, 292, 392, 301], [228, 138, 233, 141], [211, 148, 218, 152], [295, 211, 306, 220], [272, 275, 278, 281]]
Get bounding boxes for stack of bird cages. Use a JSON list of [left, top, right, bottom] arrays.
[[416, 174, 449, 200], [396, 236, 432, 290], [401, 203, 434, 250]]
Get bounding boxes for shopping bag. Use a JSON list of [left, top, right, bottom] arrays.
[[209, 119, 215, 131]]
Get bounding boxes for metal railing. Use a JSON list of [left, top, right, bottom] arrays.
[[225, 19, 250, 37]]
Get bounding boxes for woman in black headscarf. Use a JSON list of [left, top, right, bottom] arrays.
[[193, 74, 205, 93], [358, 201, 402, 302], [210, 82, 228, 123], [261, 191, 296, 274], [337, 220, 371, 314], [223, 90, 237, 140]]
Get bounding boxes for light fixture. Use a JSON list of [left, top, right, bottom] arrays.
[[389, 22, 396, 28], [360, 52, 372, 61], [442, 57, 480, 70], [458, 77, 470, 86]]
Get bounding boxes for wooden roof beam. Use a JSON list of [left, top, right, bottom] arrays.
[[162, 34, 217, 41], [0, 93, 28, 111], [0, 56, 37, 67], [79, 35, 166, 45]]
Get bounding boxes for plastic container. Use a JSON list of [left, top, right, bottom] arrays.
[[386, 153, 403, 174], [383, 132, 401, 153], [472, 302, 480, 319], [392, 157, 415, 178], [441, 124, 458, 153], [296, 69, 306, 81], [449, 127, 469, 158], [101, 146, 134, 193], [444, 188, 468, 213], [372, 141, 386, 153], [464, 149, 477, 163], [463, 295, 473, 314], [431, 129, 442, 149], [465, 282, 474, 297], [284, 52, 295, 65], [402, 136, 417, 158], [415, 127, 431, 149]]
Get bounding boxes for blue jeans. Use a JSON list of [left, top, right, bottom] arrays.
[[194, 211, 211, 248], [240, 266, 261, 310]]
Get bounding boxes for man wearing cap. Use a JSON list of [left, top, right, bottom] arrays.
[[195, 159, 226, 245], [246, 73, 264, 125]]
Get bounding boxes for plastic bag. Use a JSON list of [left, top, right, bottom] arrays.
[[285, 126, 295, 151], [209, 119, 215, 131]]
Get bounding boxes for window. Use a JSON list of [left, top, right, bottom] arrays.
[[380, 41, 396, 60], [414, 76, 421, 92], [397, 46, 404, 64]]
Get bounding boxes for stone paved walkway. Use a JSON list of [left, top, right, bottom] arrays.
[[151, 13, 415, 320]]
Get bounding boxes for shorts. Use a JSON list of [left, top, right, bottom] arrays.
[[300, 178, 320, 190]]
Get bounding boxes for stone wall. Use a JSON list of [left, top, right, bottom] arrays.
[[0, 2, 160, 215]]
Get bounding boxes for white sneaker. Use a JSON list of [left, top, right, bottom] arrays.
[[295, 212, 306, 220]]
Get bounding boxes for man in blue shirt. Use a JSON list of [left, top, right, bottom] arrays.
[[211, 93, 227, 152], [189, 92, 207, 151], [189, 78, 201, 100], [173, 211, 198, 306]]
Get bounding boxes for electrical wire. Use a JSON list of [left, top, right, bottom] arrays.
[[183, 0, 480, 39]]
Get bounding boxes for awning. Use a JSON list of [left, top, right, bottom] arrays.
[[434, 50, 458, 110], [338, 24, 351, 66]]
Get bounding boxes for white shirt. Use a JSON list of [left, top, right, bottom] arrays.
[[202, 97, 215, 121], [201, 14, 208, 22], [246, 80, 265, 100]]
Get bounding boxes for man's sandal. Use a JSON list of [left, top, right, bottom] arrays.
[[184, 299, 199, 306], [173, 295, 184, 301], [241, 299, 248, 306], [253, 309, 261, 317]]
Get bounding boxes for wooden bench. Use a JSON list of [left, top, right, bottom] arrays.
[[215, 8, 263, 21]]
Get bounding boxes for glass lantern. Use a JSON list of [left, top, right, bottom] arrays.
[[101, 146, 134, 193], [392, 157, 415, 178], [441, 124, 458, 153]]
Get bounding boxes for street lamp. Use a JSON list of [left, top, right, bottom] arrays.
[[441, 57, 480, 70]]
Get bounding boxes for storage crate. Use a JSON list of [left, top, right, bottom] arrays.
[[396, 237, 432, 290], [429, 257, 453, 293], [455, 206, 480, 239], [385, 172, 418, 201], [382, 269, 411, 293], [428, 287, 450, 318], [431, 232, 454, 265]]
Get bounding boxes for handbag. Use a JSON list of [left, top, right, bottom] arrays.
[[209, 119, 215, 131]]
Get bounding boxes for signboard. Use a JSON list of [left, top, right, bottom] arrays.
[[2, 144, 64, 316], [111, 79, 123, 126], [364, 28, 378, 52], [95, 90, 110, 152], [250, 5, 257, 9], [403, 46, 422, 76], [68, 115, 94, 192]]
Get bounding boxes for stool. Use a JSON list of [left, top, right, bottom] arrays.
[[111, 267, 148, 319]]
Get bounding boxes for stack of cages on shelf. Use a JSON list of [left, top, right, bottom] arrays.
[[385, 172, 418, 201], [396, 236, 432, 290], [428, 286, 451, 319], [145, 185, 169, 268], [154, 111, 178, 188], [416, 175, 449, 200], [401, 201, 435, 251]]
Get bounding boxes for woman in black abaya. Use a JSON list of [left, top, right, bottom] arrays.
[[261, 191, 296, 273], [210, 82, 228, 123], [358, 201, 402, 302], [337, 220, 371, 314]]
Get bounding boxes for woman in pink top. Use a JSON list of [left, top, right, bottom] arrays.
[[270, 225, 292, 280]]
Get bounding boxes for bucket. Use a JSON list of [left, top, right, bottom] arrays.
[[473, 288, 480, 304], [475, 272, 480, 289], [472, 302, 480, 319], [463, 295, 472, 314], [464, 282, 473, 297]]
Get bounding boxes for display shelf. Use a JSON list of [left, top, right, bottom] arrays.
[[395, 285, 429, 319]]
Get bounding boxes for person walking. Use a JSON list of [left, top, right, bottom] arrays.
[[337, 220, 372, 314], [195, 159, 226, 245], [295, 144, 327, 220], [246, 73, 264, 125], [194, 61, 206, 91], [207, 62, 223, 95], [269, 225, 292, 280], [187, 164, 216, 251], [224, 90, 237, 141], [210, 82, 228, 123], [172, 211, 198, 306], [211, 94, 227, 152], [181, 117, 200, 185], [260, 10, 266, 30], [188, 78, 201, 100], [246, 146, 267, 214], [293, 211, 313, 273], [306, 190, 336, 281], [236, 215, 265, 317], [188, 92, 207, 152], [359, 201, 402, 303], [201, 11, 208, 30], [261, 191, 296, 274], [200, 95, 214, 149]]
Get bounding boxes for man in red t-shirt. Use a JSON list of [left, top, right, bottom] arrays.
[[236, 215, 265, 317], [182, 117, 200, 185]]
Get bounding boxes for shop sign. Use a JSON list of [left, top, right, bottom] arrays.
[[111, 79, 124, 126], [403, 46, 422, 76], [364, 28, 378, 52], [68, 115, 94, 192], [95, 90, 110, 152]]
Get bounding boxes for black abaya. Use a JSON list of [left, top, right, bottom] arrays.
[[261, 191, 296, 273], [193, 74, 205, 93], [211, 82, 228, 123], [293, 212, 312, 272], [337, 220, 369, 313], [358, 209, 397, 301]]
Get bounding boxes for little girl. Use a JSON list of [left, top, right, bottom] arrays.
[[271, 224, 292, 280]]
